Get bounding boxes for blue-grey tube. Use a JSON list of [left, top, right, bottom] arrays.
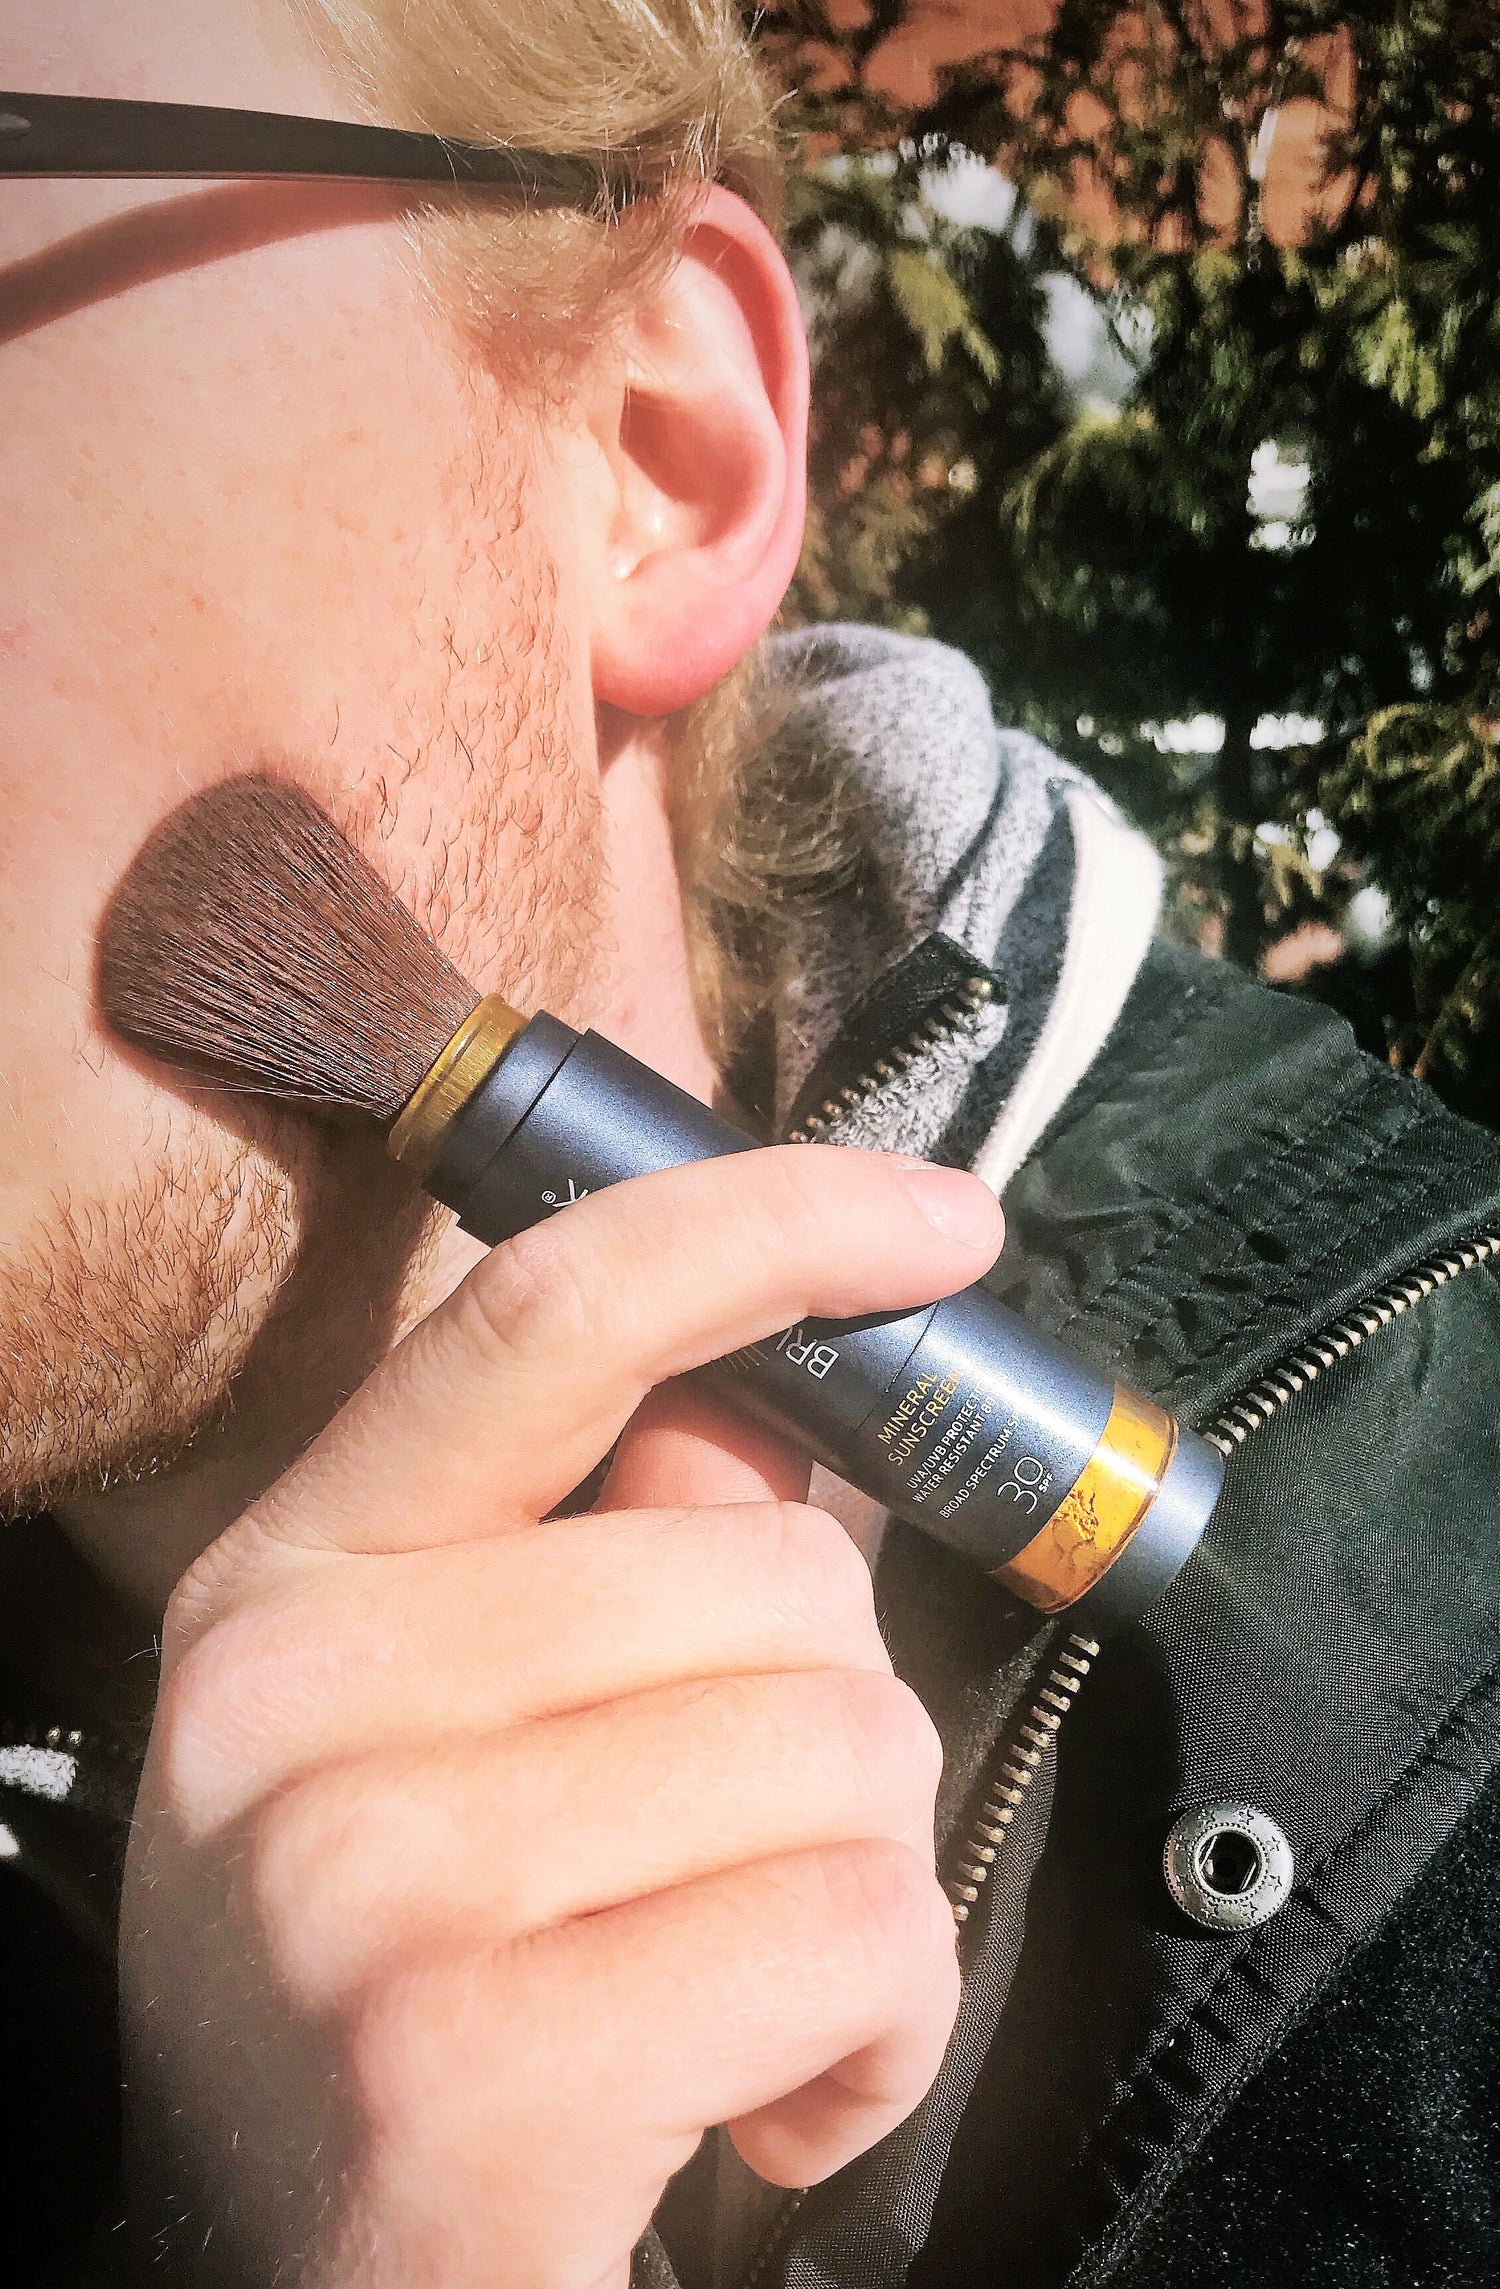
[[424, 1018, 1224, 1630]]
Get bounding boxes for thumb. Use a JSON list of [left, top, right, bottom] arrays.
[[166, 1147, 999, 1640]]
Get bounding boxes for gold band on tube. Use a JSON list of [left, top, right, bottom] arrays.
[[995, 1384, 1177, 1615], [388, 995, 527, 1179]]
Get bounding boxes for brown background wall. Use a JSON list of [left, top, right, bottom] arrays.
[[832, 0, 1340, 244]]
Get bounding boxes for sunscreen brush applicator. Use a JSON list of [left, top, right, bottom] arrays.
[[99, 774, 1223, 1632]]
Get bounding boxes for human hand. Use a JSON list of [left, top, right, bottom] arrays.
[[121, 1145, 1002, 2287]]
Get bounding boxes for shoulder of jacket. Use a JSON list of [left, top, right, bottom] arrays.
[[992, 941, 1500, 1423], [960, 947, 1500, 2289]]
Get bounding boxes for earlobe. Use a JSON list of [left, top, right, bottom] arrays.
[[588, 188, 809, 720]]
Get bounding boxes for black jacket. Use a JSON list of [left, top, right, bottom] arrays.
[[652, 939, 1500, 2289], [6, 941, 1500, 2288]]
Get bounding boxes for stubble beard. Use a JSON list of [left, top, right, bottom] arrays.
[[0, 528, 608, 1526]]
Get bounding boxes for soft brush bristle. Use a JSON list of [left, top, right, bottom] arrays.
[[99, 776, 480, 1122]]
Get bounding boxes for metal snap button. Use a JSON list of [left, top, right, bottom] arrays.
[[1164, 1803, 1293, 1932]]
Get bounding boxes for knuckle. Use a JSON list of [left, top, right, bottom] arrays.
[[348, 1948, 515, 2146], [160, 1566, 217, 1663], [448, 1218, 605, 1377], [765, 1501, 881, 1646], [244, 1777, 323, 1922], [242, 1773, 356, 1982], [830, 1672, 944, 1814], [767, 1141, 858, 1230], [836, 1838, 956, 1970], [765, 1148, 867, 1272], [348, 1967, 426, 2141], [152, 1609, 266, 1832], [161, 1508, 302, 1656], [715, 1147, 848, 1280]]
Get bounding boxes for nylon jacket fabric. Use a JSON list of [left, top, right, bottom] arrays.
[[652, 944, 1500, 2289], [913, 945, 1500, 2288]]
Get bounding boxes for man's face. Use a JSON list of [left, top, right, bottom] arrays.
[[0, 2, 608, 1540]]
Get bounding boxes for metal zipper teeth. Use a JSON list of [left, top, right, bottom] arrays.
[[785, 975, 996, 1145], [945, 1630, 1101, 1925], [944, 1229, 1500, 1925], [783, 973, 1094, 1933], [733, 1634, 1104, 2288], [734, 1205, 1500, 2282], [731, 978, 1003, 2289], [757, 1006, 1498, 2263], [1200, 1230, 1500, 1456]]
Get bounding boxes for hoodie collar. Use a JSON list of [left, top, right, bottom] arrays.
[[764, 625, 1163, 1189]]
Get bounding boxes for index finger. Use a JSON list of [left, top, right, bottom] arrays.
[[221, 1147, 1001, 1567]]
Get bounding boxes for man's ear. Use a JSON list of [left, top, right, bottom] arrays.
[[583, 186, 809, 720]]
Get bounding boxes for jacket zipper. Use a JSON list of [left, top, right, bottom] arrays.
[[783, 975, 997, 1145], [945, 1629, 1101, 1924], [940, 1226, 1500, 1926], [738, 974, 1500, 2285], [726, 981, 1008, 2287], [1198, 1230, 1500, 1456], [729, 1629, 1108, 2289]]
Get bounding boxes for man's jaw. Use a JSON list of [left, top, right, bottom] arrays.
[[3, 1103, 437, 1619]]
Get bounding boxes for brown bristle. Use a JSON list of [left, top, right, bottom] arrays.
[[99, 776, 480, 1122]]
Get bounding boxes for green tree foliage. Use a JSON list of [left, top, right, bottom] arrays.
[[754, 2, 1500, 1121], [757, 6, 1073, 645]]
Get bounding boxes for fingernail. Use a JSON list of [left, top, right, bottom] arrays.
[[900, 1165, 1004, 1254]]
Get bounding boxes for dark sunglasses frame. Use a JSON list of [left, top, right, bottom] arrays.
[[0, 91, 630, 210]]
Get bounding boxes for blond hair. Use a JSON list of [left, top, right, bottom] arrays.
[[291, 1, 782, 353]]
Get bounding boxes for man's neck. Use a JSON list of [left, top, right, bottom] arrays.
[[592, 721, 720, 1108]]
